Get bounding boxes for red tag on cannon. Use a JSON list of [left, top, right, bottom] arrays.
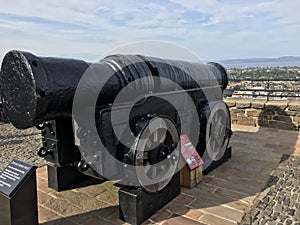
[[180, 134, 203, 170]]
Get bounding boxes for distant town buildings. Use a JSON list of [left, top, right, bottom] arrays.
[[225, 66, 300, 100]]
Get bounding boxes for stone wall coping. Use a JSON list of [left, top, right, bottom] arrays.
[[224, 98, 298, 109]]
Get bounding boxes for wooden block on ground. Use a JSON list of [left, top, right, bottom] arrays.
[[180, 165, 202, 188]]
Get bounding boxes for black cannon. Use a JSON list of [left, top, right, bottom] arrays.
[[0, 50, 232, 224]]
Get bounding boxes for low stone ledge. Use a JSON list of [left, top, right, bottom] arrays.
[[262, 108, 276, 115], [257, 118, 268, 127], [292, 115, 300, 123], [231, 115, 237, 122], [278, 110, 297, 116], [225, 98, 300, 130], [288, 100, 300, 111], [224, 98, 236, 107], [273, 115, 292, 123], [237, 114, 256, 126], [231, 108, 245, 114], [251, 99, 267, 109], [246, 109, 263, 117], [235, 99, 252, 109], [265, 100, 289, 110]]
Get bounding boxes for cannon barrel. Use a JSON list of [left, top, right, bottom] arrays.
[[0, 50, 228, 129]]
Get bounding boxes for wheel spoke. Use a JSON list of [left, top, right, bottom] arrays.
[[212, 138, 217, 151], [151, 166, 157, 178], [145, 164, 158, 179], [153, 130, 158, 142], [144, 164, 151, 173], [158, 130, 167, 144]]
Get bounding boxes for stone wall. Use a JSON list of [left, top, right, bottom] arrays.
[[225, 98, 300, 130]]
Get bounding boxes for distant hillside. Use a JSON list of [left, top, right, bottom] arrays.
[[218, 56, 300, 68], [220, 56, 300, 64]]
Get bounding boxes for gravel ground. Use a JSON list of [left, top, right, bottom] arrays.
[[0, 123, 46, 171], [241, 155, 300, 225]]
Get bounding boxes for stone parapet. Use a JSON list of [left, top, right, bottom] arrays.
[[225, 98, 300, 130]]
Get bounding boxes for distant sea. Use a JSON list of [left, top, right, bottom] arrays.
[[219, 60, 300, 69]]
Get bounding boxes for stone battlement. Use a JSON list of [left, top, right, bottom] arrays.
[[225, 98, 300, 130]]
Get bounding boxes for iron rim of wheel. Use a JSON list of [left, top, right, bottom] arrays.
[[133, 117, 180, 193], [205, 101, 231, 161]]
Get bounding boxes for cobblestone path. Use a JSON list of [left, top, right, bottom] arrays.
[[241, 155, 300, 225]]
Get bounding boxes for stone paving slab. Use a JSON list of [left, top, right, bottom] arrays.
[[1, 124, 300, 224]]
